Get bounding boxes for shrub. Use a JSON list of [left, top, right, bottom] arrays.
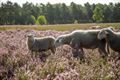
[[30, 15, 36, 24], [36, 15, 47, 25]]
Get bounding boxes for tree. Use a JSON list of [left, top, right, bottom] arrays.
[[29, 15, 36, 24], [70, 2, 80, 21], [13, 3, 22, 24], [70, 2, 85, 23], [46, 3, 55, 24], [54, 4, 62, 24], [0, 1, 16, 24], [36, 15, 47, 25], [103, 3, 114, 23], [0, 1, 119, 25], [22, 2, 36, 24], [53, 3, 72, 24], [84, 2, 95, 22], [92, 4, 104, 23], [113, 3, 120, 22]]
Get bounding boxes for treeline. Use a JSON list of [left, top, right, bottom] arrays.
[[0, 1, 120, 25]]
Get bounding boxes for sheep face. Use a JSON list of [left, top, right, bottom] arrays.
[[27, 34, 35, 50], [98, 28, 114, 40], [55, 36, 64, 47], [98, 30, 107, 40], [27, 34, 34, 40]]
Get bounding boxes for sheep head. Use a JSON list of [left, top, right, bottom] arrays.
[[98, 27, 114, 40], [27, 34, 35, 46], [27, 34, 34, 38], [55, 36, 64, 47]]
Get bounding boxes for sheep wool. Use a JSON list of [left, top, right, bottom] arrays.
[[98, 28, 120, 53], [55, 30, 108, 58], [27, 34, 56, 53]]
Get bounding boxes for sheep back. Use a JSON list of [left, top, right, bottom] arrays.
[[28, 36, 55, 52], [70, 30, 101, 49]]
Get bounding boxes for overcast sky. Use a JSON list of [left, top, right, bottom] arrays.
[[0, 0, 120, 5]]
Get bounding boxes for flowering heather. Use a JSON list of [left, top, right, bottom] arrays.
[[0, 30, 120, 80]]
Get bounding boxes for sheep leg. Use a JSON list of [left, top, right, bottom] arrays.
[[51, 48, 55, 54], [70, 39, 80, 58], [106, 42, 110, 56], [98, 42, 108, 59], [39, 52, 47, 62], [71, 44, 80, 58], [98, 48, 108, 59], [105, 38, 111, 55], [98, 48, 104, 58], [80, 47, 84, 54], [72, 43, 85, 61], [72, 48, 79, 58], [79, 48, 85, 62]]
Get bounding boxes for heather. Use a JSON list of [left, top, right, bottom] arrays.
[[0, 30, 120, 80]]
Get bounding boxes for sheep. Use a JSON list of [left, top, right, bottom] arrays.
[[55, 30, 108, 58], [98, 27, 120, 60], [27, 34, 56, 54]]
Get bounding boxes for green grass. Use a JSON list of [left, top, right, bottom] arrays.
[[0, 23, 120, 31]]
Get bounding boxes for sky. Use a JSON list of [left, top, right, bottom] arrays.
[[0, 0, 120, 5]]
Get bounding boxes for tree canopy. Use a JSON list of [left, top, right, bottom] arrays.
[[0, 1, 120, 25]]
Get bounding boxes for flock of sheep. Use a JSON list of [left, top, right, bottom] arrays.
[[27, 27, 120, 61]]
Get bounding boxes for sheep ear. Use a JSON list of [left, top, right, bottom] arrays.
[[70, 38, 74, 46], [105, 31, 109, 35], [98, 30, 106, 40], [27, 34, 31, 37], [59, 38, 62, 43], [97, 33, 101, 40]]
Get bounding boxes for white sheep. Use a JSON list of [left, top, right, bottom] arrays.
[[98, 27, 120, 60], [27, 34, 56, 54], [55, 30, 108, 58]]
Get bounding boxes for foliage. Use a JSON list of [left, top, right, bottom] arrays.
[[0, 1, 120, 25], [36, 15, 47, 25], [29, 15, 36, 24], [112, 3, 120, 22], [92, 4, 104, 22]]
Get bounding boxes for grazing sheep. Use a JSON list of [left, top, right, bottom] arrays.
[[27, 34, 56, 54], [98, 27, 120, 60], [55, 30, 108, 58]]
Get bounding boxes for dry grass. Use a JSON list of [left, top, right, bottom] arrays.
[[0, 23, 120, 31], [0, 29, 120, 80]]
